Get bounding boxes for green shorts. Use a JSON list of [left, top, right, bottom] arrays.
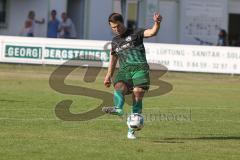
[[114, 68, 150, 94]]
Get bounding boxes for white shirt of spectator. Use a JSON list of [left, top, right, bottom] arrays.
[[59, 18, 77, 38]]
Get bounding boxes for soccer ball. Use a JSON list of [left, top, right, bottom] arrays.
[[127, 113, 144, 131]]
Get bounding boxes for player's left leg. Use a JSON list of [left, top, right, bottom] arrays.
[[127, 87, 145, 139]]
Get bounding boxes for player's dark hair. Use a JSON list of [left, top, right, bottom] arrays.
[[220, 29, 227, 38], [51, 10, 57, 14], [108, 13, 124, 24]]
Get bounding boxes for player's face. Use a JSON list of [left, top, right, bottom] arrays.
[[61, 13, 67, 21], [51, 11, 57, 18], [109, 21, 125, 35]]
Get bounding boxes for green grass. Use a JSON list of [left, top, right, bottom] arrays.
[[0, 63, 240, 160]]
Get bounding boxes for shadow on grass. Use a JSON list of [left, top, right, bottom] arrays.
[[0, 99, 25, 103], [138, 136, 185, 144], [152, 140, 185, 144], [163, 136, 240, 141], [149, 136, 240, 144]]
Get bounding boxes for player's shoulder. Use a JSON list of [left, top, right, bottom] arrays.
[[134, 28, 146, 34]]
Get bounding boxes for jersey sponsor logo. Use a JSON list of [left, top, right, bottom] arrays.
[[125, 36, 132, 42], [115, 43, 132, 53]]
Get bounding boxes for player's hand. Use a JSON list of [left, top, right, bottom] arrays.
[[104, 74, 112, 88], [153, 12, 162, 23]]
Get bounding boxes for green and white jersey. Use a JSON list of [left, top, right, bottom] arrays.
[[111, 28, 149, 71]]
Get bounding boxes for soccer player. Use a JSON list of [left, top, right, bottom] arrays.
[[102, 12, 162, 139]]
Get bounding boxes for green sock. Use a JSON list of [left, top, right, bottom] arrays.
[[113, 90, 124, 115], [132, 100, 142, 114], [128, 128, 135, 133]]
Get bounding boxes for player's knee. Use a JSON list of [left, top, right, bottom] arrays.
[[133, 87, 145, 94], [133, 87, 145, 99], [114, 82, 127, 92]]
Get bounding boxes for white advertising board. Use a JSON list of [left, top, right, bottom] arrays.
[[0, 36, 240, 74]]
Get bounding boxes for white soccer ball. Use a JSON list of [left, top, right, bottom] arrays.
[[127, 113, 144, 131]]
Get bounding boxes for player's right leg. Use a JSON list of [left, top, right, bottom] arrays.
[[127, 128, 136, 139], [126, 70, 149, 139], [102, 81, 128, 116], [132, 87, 145, 114]]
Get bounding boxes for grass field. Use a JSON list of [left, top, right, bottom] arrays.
[[0, 63, 240, 160]]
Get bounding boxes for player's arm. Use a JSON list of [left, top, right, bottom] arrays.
[[104, 54, 118, 87], [107, 54, 118, 77], [35, 18, 45, 24], [143, 12, 162, 38]]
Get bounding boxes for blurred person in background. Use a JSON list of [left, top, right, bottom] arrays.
[[217, 29, 228, 46], [47, 10, 60, 38], [58, 12, 76, 39], [20, 10, 45, 37]]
